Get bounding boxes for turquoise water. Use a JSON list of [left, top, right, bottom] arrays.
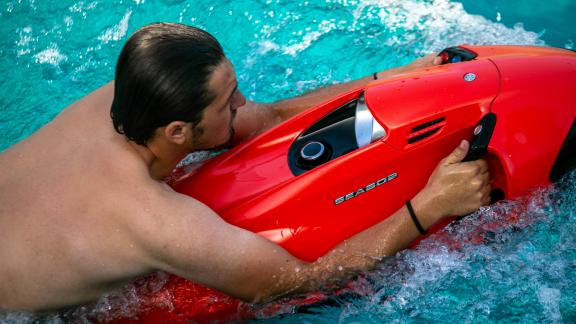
[[0, 0, 574, 322], [458, 0, 576, 50], [262, 176, 576, 323]]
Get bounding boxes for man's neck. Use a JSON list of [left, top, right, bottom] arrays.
[[128, 140, 189, 181]]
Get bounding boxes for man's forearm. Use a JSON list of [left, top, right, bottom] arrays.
[[267, 189, 441, 299], [232, 54, 440, 143], [270, 54, 441, 122], [256, 140, 488, 303], [272, 74, 375, 121], [231, 75, 375, 143], [272, 66, 411, 122]]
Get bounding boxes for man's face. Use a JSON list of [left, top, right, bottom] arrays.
[[191, 58, 246, 150]]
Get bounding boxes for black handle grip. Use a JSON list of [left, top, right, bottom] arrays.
[[438, 46, 478, 64], [463, 113, 497, 162]]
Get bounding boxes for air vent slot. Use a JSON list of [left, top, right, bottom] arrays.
[[408, 117, 446, 144], [411, 118, 445, 132]]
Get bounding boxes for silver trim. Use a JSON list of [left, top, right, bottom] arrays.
[[300, 141, 325, 161], [354, 93, 386, 148], [371, 114, 385, 143]]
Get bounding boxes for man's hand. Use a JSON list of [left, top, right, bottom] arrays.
[[402, 53, 443, 71], [414, 140, 491, 224]]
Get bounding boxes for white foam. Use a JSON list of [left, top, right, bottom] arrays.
[[98, 10, 132, 43], [257, 40, 281, 54], [16, 26, 36, 57], [68, 1, 98, 13], [278, 0, 544, 59], [283, 20, 337, 56], [537, 287, 562, 322], [34, 46, 67, 66], [359, 0, 543, 53], [63, 16, 73, 28]]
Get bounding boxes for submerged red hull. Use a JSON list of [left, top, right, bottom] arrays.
[[111, 45, 576, 323]]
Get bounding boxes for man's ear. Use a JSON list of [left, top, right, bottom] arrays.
[[163, 121, 191, 145]]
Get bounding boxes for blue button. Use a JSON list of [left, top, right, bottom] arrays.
[[451, 55, 462, 63]]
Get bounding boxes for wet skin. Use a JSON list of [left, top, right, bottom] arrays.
[[0, 54, 489, 311]]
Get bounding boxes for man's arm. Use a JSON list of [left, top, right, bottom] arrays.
[[232, 54, 443, 142], [139, 140, 489, 303]]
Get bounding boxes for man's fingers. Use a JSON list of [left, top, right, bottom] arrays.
[[475, 159, 489, 175], [442, 140, 469, 165], [432, 55, 443, 65], [422, 54, 442, 66]]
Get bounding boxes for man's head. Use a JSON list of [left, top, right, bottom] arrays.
[[110, 23, 245, 150]]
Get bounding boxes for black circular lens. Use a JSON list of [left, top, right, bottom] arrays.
[[297, 141, 332, 170], [300, 141, 325, 161]]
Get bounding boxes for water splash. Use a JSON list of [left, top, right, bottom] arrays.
[[88, 272, 173, 322], [33, 45, 67, 66], [29, 272, 173, 323], [1, 0, 573, 322], [263, 171, 576, 322], [239, 0, 545, 103], [98, 10, 132, 44]]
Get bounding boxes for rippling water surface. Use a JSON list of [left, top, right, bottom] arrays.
[[263, 173, 576, 323], [0, 0, 574, 322]]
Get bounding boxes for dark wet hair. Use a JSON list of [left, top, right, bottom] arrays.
[[110, 23, 225, 145]]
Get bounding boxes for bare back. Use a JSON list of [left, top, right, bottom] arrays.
[[0, 79, 317, 313], [0, 83, 163, 310]]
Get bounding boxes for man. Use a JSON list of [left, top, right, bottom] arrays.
[[0, 23, 490, 311]]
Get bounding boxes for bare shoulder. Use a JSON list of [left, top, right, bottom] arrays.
[[123, 181, 304, 301], [74, 81, 115, 109], [121, 181, 242, 269]]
